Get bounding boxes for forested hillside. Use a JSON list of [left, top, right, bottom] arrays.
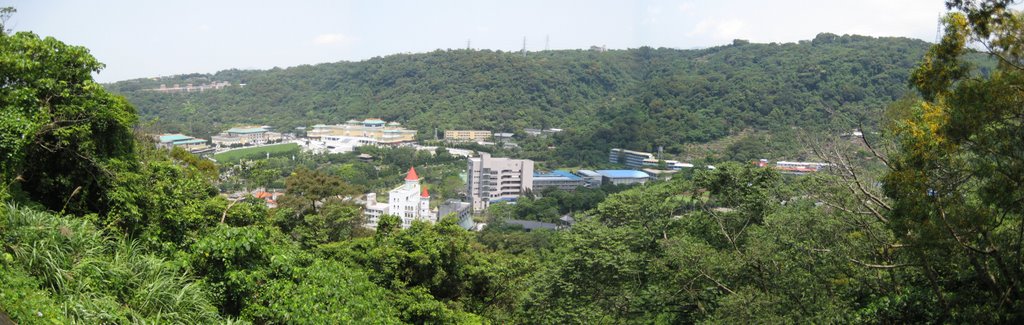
[[109, 34, 932, 155]]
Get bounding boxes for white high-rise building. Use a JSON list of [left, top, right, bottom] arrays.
[[467, 153, 534, 213], [364, 167, 433, 229]]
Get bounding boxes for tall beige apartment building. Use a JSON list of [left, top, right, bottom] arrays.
[[467, 153, 534, 213]]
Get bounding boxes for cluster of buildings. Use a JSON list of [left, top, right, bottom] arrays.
[[307, 119, 417, 153], [148, 81, 232, 93], [361, 155, 655, 232], [465, 153, 653, 213], [611, 148, 831, 176], [211, 126, 283, 148], [442, 127, 561, 145], [180, 120, 835, 233], [754, 159, 831, 175], [360, 150, 663, 232], [152, 126, 286, 156], [353, 149, 834, 231], [363, 167, 476, 230]]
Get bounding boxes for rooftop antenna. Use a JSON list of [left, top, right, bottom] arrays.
[[545, 34, 550, 51]]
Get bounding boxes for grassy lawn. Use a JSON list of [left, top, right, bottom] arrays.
[[213, 143, 300, 163]]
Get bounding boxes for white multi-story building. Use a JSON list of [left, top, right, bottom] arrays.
[[364, 167, 434, 229], [467, 153, 534, 213]]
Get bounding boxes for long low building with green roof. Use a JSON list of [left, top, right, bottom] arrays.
[[154, 133, 213, 153]]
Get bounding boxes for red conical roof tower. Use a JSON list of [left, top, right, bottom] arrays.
[[405, 166, 419, 181], [421, 186, 430, 198]]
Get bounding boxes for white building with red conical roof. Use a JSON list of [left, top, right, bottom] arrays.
[[364, 166, 434, 229]]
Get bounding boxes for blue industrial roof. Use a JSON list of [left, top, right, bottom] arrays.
[[596, 170, 650, 179], [533, 170, 582, 180]]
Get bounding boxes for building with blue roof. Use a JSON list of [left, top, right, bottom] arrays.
[[576, 169, 604, 188], [533, 170, 585, 192], [594, 169, 652, 186]]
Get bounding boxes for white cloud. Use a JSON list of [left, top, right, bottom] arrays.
[[677, 2, 693, 13], [644, 5, 663, 24], [313, 33, 356, 46], [715, 19, 745, 39]]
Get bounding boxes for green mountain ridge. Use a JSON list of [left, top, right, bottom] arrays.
[[108, 33, 933, 155]]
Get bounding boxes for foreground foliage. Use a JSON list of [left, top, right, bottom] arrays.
[[0, 204, 221, 323]]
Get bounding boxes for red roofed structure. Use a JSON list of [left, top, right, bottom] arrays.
[[363, 166, 433, 230], [253, 191, 274, 199], [405, 166, 419, 181]]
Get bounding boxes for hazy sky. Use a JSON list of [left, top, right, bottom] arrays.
[[8, 0, 949, 82]]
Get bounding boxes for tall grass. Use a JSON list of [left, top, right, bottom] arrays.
[[1, 204, 225, 324]]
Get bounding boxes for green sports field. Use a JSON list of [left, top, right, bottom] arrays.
[[213, 143, 300, 163]]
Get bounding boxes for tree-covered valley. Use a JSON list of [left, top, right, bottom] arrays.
[[110, 33, 944, 164], [3, 1, 1024, 323]]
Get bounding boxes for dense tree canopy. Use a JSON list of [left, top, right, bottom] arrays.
[[0, 31, 137, 214], [882, 0, 1024, 321], [108, 35, 941, 164]]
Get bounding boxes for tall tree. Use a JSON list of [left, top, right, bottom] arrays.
[[280, 167, 355, 214], [884, 1, 1024, 321], [0, 30, 137, 214]]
